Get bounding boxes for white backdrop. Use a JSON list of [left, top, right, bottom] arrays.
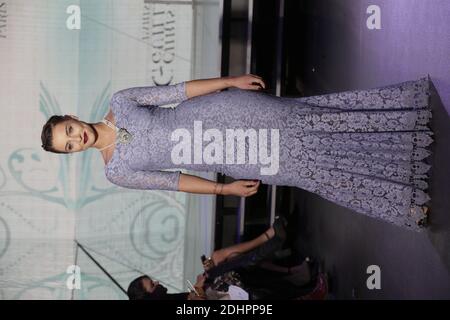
[[0, 0, 221, 299]]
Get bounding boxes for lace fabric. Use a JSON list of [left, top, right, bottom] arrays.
[[105, 82, 186, 191], [279, 76, 433, 231], [104, 76, 434, 231], [111, 81, 188, 107]]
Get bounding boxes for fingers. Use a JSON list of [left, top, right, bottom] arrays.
[[248, 74, 266, 89], [240, 180, 260, 197], [245, 181, 260, 192], [234, 180, 261, 197], [242, 190, 257, 197], [256, 78, 266, 89], [243, 180, 260, 186], [250, 82, 265, 90]]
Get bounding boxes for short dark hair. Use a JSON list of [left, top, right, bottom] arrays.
[[127, 275, 150, 300], [41, 115, 71, 154]]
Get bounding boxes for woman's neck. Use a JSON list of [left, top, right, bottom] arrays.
[[91, 122, 115, 150]]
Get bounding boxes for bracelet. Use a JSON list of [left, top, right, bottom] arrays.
[[214, 183, 224, 195]]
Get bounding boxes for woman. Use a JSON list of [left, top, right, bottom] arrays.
[[41, 74, 434, 231]]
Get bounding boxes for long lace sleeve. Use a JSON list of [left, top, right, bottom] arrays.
[[105, 162, 181, 191], [112, 81, 188, 106]]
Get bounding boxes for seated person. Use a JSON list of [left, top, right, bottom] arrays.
[[127, 274, 205, 300], [202, 217, 327, 300], [127, 216, 328, 300]]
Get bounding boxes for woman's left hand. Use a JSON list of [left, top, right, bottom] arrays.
[[229, 74, 266, 90]]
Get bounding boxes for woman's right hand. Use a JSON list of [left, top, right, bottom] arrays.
[[224, 180, 260, 197]]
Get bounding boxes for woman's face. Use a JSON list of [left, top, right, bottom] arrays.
[[51, 117, 97, 153]]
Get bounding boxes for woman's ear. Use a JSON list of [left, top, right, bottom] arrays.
[[66, 114, 79, 120]]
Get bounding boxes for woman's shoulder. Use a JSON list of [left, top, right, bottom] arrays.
[[110, 90, 135, 114]]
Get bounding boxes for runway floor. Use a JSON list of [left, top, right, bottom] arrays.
[[280, 0, 450, 299]]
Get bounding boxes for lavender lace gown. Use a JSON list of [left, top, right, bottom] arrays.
[[105, 76, 433, 232]]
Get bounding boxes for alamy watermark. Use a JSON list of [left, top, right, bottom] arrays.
[[66, 265, 81, 290], [65, 5, 81, 30], [366, 5, 382, 30], [170, 121, 280, 175], [366, 265, 381, 290]]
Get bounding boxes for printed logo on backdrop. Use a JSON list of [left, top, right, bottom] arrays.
[[143, 1, 178, 88], [0, 2, 7, 38]]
